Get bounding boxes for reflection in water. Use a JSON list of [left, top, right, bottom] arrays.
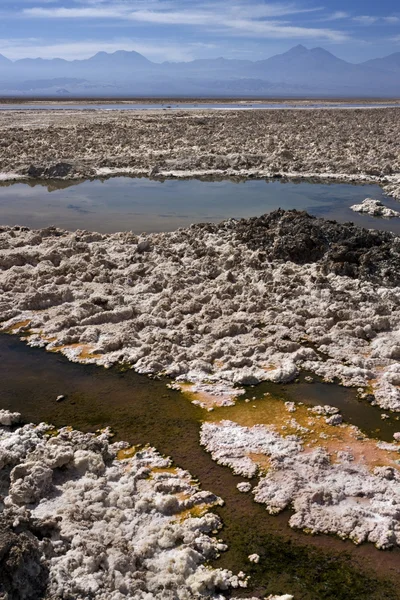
[[1, 334, 400, 599], [0, 176, 399, 234]]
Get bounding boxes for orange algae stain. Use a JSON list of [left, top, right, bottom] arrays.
[[175, 503, 210, 523], [2, 319, 31, 333], [206, 396, 400, 474], [179, 382, 238, 409], [261, 364, 277, 372], [248, 453, 271, 473], [116, 446, 137, 461], [151, 467, 179, 475], [48, 343, 99, 361]]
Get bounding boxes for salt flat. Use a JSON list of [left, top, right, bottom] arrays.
[[0, 108, 399, 199]]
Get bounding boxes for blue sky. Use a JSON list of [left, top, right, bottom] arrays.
[[0, 0, 399, 63]]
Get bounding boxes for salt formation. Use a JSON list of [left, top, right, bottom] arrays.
[[0, 108, 399, 200], [0, 411, 249, 599], [248, 554, 260, 564], [237, 482, 252, 493], [200, 420, 400, 549], [2, 210, 400, 410], [0, 409, 21, 425], [350, 198, 400, 218]]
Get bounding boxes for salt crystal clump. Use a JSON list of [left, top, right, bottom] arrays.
[[350, 198, 400, 218], [248, 553, 260, 563], [0, 418, 249, 599], [201, 421, 400, 549], [310, 405, 339, 416], [325, 414, 343, 426], [0, 409, 21, 426], [237, 482, 252, 493]]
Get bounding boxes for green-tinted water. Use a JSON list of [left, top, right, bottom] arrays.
[[1, 334, 399, 599]]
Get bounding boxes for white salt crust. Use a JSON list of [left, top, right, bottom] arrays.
[[0, 412, 253, 600], [200, 420, 400, 549], [0, 409, 21, 426], [351, 198, 400, 218], [1, 222, 400, 410]]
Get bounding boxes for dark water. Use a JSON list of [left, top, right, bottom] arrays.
[[1, 177, 399, 234], [1, 102, 399, 111], [1, 334, 399, 599]]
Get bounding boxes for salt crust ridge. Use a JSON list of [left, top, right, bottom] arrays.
[[200, 420, 400, 549], [0, 411, 253, 600], [1, 210, 400, 410]]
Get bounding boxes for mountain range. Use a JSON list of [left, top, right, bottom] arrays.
[[0, 45, 399, 97]]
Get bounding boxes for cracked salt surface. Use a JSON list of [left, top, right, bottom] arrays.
[[2, 209, 400, 411], [0, 411, 255, 600]]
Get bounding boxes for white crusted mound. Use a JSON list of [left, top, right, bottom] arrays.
[[1, 221, 400, 410], [0, 412, 249, 599], [0, 409, 21, 426], [200, 421, 400, 549], [350, 198, 400, 218]]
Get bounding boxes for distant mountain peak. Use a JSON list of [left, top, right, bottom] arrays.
[[362, 51, 400, 73], [0, 53, 11, 63], [88, 50, 151, 64], [291, 44, 308, 52]]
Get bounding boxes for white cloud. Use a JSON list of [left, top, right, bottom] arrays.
[[325, 11, 349, 21], [353, 16, 379, 25], [383, 16, 400, 24], [222, 18, 348, 41], [22, 1, 347, 42]]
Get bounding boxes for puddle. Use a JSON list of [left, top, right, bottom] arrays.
[[0, 177, 399, 234], [1, 333, 400, 599]]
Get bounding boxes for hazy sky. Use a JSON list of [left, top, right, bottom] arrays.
[[0, 0, 399, 63]]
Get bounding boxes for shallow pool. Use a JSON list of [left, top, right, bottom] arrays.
[[1, 177, 399, 234], [1, 334, 400, 599]]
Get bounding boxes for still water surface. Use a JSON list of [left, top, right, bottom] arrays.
[[1, 102, 399, 111], [1, 177, 399, 234]]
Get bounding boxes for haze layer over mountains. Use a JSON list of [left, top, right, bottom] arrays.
[[0, 44, 399, 97]]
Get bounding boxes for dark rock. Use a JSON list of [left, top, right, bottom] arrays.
[[27, 165, 44, 178], [0, 513, 48, 600], [45, 163, 73, 178], [229, 209, 400, 286], [27, 163, 73, 179]]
